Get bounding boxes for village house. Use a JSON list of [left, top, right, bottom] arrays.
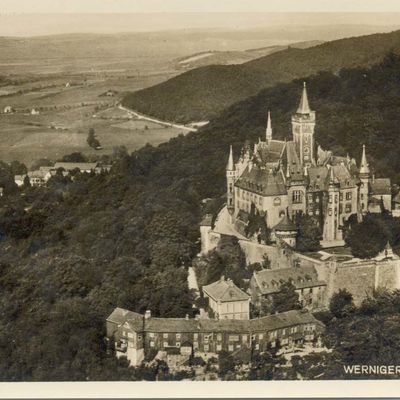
[[106, 307, 324, 367], [202, 276, 250, 320], [14, 162, 111, 187]]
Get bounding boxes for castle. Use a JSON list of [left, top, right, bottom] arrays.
[[226, 83, 392, 247]]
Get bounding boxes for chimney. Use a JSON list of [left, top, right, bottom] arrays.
[[144, 310, 151, 319]]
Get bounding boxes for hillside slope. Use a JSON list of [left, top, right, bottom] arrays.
[[122, 29, 400, 123], [2, 55, 400, 380]]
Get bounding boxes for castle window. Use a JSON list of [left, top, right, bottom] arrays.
[[346, 192, 352, 200], [273, 197, 281, 206], [217, 334, 222, 341], [292, 190, 303, 204], [335, 195, 338, 203], [176, 333, 181, 340], [361, 194, 364, 200], [316, 209, 320, 215], [204, 344, 209, 352], [229, 183, 233, 194], [328, 209, 332, 216], [345, 204, 352, 213], [150, 341, 155, 347], [308, 194, 313, 203], [163, 341, 168, 347], [216, 344, 222, 351], [163, 333, 168, 339], [339, 204, 343, 214], [329, 195, 332, 204], [340, 193, 343, 201]]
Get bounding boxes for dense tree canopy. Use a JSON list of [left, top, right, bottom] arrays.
[[1, 54, 400, 380]]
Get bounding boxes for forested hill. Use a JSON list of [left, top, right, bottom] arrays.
[[2, 55, 400, 380], [122, 29, 400, 123]]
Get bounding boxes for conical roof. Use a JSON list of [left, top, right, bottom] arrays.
[[274, 214, 297, 232], [297, 82, 311, 114], [360, 144, 370, 175], [266, 110, 272, 141], [227, 145, 234, 170]]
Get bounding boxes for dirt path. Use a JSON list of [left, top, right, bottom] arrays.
[[118, 105, 198, 132]]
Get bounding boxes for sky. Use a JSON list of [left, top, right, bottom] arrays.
[[2, 0, 400, 14], [1, 1, 400, 36]]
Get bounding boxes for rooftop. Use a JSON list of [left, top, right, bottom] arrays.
[[235, 165, 286, 197], [107, 308, 323, 334], [203, 277, 250, 303], [253, 266, 326, 295]]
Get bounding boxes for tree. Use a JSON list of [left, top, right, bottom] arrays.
[[270, 281, 302, 314], [87, 128, 101, 149], [218, 350, 235, 377], [62, 152, 87, 163], [345, 217, 387, 258], [329, 289, 354, 318], [296, 214, 321, 252]]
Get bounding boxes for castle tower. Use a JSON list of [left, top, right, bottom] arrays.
[[274, 213, 297, 248], [291, 82, 316, 167], [323, 166, 342, 243], [266, 110, 272, 143], [226, 145, 235, 215], [359, 144, 370, 214]]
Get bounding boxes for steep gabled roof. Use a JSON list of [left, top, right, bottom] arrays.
[[203, 277, 250, 303], [285, 141, 304, 182], [235, 165, 287, 197]]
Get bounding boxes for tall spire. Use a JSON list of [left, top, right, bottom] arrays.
[[227, 145, 234, 170], [360, 144, 370, 175], [266, 110, 272, 142], [297, 82, 311, 114]]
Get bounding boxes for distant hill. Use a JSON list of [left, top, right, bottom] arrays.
[[175, 40, 324, 70], [122, 29, 400, 123]]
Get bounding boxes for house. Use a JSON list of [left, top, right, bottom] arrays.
[[31, 108, 40, 115], [3, 106, 13, 114], [202, 276, 250, 320], [106, 307, 324, 367], [53, 162, 99, 173], [250, 266, 327, 311]]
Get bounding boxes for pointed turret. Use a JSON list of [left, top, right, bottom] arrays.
[[360, 144, 370, 176], [297, 82, 311, 114], [266, 110, 272, 142], [227, 145, 234, 171]]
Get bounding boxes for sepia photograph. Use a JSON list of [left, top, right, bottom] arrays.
[[2, 0, 400, 398]]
